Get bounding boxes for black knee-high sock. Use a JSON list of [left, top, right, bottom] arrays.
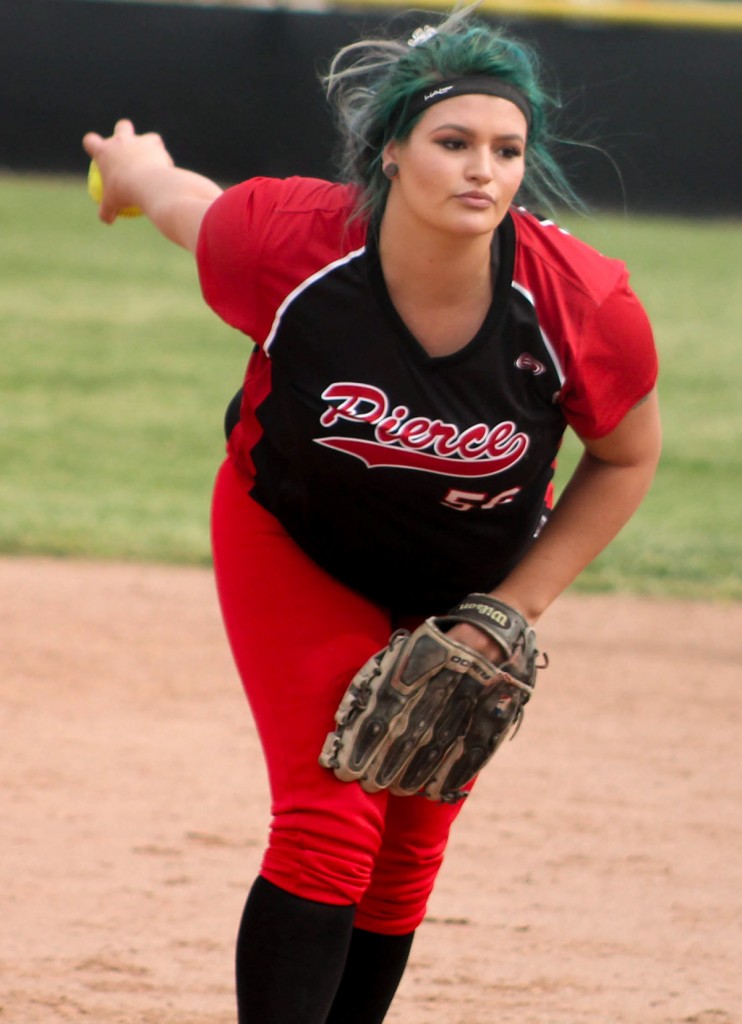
[[235, 876, 356, 1024], [324, 927, 415, 1024]]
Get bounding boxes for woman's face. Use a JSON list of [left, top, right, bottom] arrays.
[[383, 93, 528, 238]]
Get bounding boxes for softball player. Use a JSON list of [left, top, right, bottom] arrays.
[[83, 9, 661, 1022]]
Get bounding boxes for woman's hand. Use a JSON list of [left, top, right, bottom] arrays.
[[82, 119, 222, 251], [83, 119, 174, 224], [446, 621, 508, 664]]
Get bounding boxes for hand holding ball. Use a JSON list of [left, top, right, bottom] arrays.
[[87, 160, 142, 218]]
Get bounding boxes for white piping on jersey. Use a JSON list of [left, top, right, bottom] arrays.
[[264, 245, 367, 355], [515, 206, 571, 236], [511, 281, 566, 386]]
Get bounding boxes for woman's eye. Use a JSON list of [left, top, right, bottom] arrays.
[[439, 138, 467, 151], [498, 146, 523, 159]]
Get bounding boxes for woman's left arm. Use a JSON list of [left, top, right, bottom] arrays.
[[452, 388, 661, 654], [498, 387, 662, 622]]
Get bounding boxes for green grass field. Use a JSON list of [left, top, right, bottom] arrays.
[[1, 174, 740, 600]]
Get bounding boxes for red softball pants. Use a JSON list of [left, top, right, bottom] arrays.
[[211, 458, 468, 935]]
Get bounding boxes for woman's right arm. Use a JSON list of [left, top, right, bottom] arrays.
[[82, 119, 222, 253]]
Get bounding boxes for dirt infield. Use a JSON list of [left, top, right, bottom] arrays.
[[1, 557, 740, 1024]]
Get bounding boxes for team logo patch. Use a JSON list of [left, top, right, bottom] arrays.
[[315, 382, 530, 478], [515, 352, 546, 376]]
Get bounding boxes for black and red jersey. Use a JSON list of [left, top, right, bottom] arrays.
[[197, 177, 657, 614]]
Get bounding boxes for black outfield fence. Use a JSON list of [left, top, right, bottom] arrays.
[[1, 0, 740, 214]]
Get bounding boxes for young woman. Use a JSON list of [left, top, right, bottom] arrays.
[[83, 9, 661, 1022]]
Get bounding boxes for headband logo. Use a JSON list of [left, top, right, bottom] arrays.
[[423, 85, 454, 103], [406, 77, 532, 129]]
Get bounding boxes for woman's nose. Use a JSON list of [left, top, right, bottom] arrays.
[[465, 148, 494, 183]]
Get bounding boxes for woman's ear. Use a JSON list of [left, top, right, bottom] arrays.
[[382, 140, 399, 167], [381, 141, 401, 181]]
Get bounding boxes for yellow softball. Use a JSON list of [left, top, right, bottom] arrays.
[[87, 159, 142, 218]]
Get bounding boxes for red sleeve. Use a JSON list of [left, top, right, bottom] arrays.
[[196, 177, 364, 345], [195, 177, 280, 340], [559, 276, 658, 440]]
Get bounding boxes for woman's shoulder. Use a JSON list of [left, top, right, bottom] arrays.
[[510, 206, 629, 306], [197, 177, 368, 340], [212, 176, 368, 260], [220, 175, 361, 221], [508, 207, 656, 440]]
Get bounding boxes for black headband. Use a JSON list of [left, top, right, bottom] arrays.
[[405, 76, 532, 130]]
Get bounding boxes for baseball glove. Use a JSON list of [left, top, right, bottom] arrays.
[[318, 594, 542, 804]]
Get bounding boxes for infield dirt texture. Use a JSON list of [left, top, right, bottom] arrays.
[[1, 557, 739, 1024]]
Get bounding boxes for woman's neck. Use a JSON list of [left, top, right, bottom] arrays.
[[376, 209, 499, 357], [377, 209, 496, 307]]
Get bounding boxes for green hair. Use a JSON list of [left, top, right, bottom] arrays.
[[323, 7, 581, 223]]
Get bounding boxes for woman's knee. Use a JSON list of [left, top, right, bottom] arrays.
[[260, 788, 389, 907], [354, 845, 446, 933], [354, 794, 466, 932]]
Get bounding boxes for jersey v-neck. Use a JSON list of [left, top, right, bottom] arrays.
[[364, 212, 516, 368]]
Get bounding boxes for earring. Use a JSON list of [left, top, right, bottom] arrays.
[[382, 163, 399, 180]]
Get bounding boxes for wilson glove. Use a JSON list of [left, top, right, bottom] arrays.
[[319, 594, 542, 803]]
